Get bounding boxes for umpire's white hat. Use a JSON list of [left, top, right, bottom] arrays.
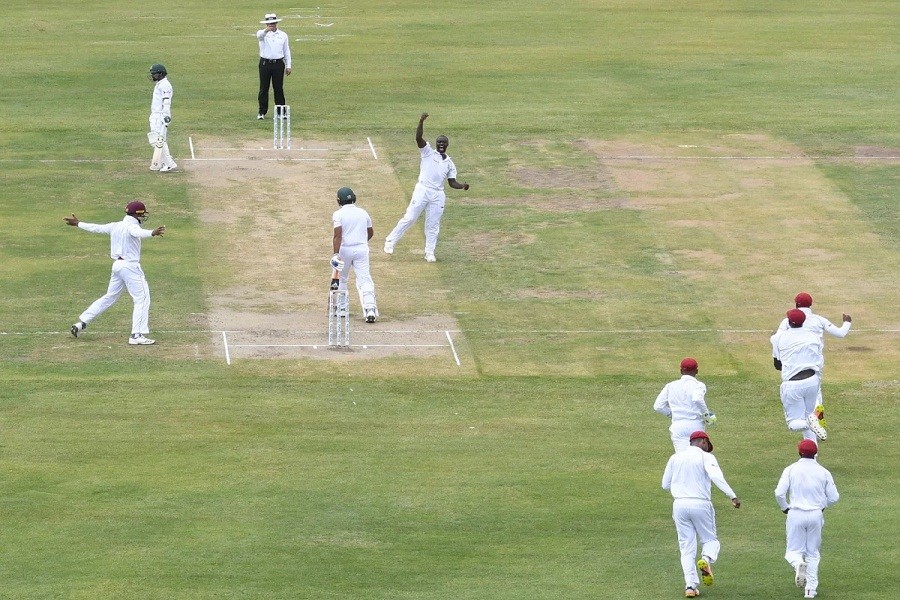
[[261, 13, 283, 24]]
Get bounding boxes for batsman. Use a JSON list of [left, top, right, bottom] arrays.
[[331, 187, 379, 323], [147, 64, 177, 172]]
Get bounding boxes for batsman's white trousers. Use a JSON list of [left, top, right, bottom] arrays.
[[79, 260, 151, 335], [670, 419, 705, 452], [147, 116, 175, 169], [780, 374, 821, 440], [672, 498, 721, 588], [338, 244, 377, 312], [785, 509, 825, 592], [386, 183, 445, 254]]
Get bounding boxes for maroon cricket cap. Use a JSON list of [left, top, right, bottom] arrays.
[[680, 357, 698, 371], [798, 439, 818, 458], [795, 292, 813, 308], [787, 309, 807, 327], [689, 430, 713, 452]]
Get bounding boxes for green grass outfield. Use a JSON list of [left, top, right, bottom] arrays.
[[1, 1, 898, 598]]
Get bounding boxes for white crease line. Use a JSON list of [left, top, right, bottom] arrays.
[[367, 137, 378, 160], [222, 331, 231, 366], [189, 136, 195, 160], [446, 330, 461, 366], [230, 343, 448, 348]]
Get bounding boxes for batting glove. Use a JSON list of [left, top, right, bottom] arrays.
[[703, 412, 717, 426], [330, 254, 345, 271]]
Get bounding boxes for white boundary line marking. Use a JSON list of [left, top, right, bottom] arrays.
[[189, 136, 195, 160], [4, 328, 899, 336], [222, 331, 231, 366], [367, 137, 378, 160], [445, 330, 461, 366], [230, 343, 448, 348]]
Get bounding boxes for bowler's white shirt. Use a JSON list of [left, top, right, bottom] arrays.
[[774, 458, 839, 512], [776, 307, 851, 340], [662, 446, 736, 501], [257, 28, 292, 68], [417, 143, 457, 191], [772, 327, 823, 381], [78, 216, 153, 261], [653, 375, 709, 422], [150, 77, 173, 118], [333, 205, 372, 247]]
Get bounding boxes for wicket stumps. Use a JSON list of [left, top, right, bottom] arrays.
[[274, 104, 291, 149], [327, 289, 350, 347]]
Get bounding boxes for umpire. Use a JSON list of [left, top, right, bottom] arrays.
[[256, 13, 292, 120]]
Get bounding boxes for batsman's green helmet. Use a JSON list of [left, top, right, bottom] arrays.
[[337, 187, 357, 205]]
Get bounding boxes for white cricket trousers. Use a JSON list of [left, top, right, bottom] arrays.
[[338, 244, 377, 312], [670, 419, 705, 452], [80, 260, 151, 335], [780, 374, 821, 440], [147, 115, 175, 169], [785, 509, 825, 593], [672, 498, 721, 588], [386, 183, 445, 254]]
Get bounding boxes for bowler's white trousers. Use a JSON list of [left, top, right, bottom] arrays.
[[80, 259, 151, 335], [672, 498, 721, 588], [785, 508, 825, 592], [386, 183, 445, 254]]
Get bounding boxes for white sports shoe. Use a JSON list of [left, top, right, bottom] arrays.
[[804, 590, 816, 599], [159, 163, 178, 172], [128, 335, 156, 345], [795, 561, 807, 587], [383, 240, 394, 254], [424, 252, 436, 262], [806, 414, 827, 440], [150, 164, 161, 171], [71, 321, 86, 338], [364, 308, 377, 323]]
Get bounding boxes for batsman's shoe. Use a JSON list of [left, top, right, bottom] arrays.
[[383, 240, 394, 254], [684, 587, 700, 598], [149, 163, 161, 171], [804, 590, 817, 599], [257, 113, 265, 120], [160, 163, 178, 173], [364, 308, 377, 323], [424, 251, 436, 262], [795, 561, 808, 588], [128, 334, 156, 345], [806, 409, 828, 441], [697, 558, 714, 586], [71, 321, 86, 338]]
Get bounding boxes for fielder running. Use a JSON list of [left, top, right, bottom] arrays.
[[332, 187, 379, 323], [147, 64, 177, 172], [773, 291, 852, 420], [383, 113, 469, 262], [662, 431, 741, 598], [774, 439, 840, 599], [772, 310, 827, 441], [66, 201, 165, 345], [654, 357, 717, 452]]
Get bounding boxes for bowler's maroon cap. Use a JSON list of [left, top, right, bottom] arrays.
[[798, 439, 818, 458], [689, 430, 713, 452], [787, 309, 807, 327], [795, 292, 813, 308], [680, 357, 698, 371]]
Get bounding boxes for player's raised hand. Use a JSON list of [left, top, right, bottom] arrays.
[[420, 112, 429, 121], [152, 225, 166, 236], [842, 314, 852, 323], [64, 214, 80, 226]]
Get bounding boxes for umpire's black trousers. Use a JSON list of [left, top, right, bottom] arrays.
[[258, 58, 286, 116]]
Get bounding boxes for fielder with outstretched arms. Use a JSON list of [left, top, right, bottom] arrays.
[[383, 113, 469, 262], [331, 187, 379, 323], [66, 201, 165, 345], [148, 64, 176, 172]]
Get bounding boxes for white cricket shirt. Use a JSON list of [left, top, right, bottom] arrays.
[[776, 307, 852, 340], [662, 446, 737, 501], [653, 375, 709, 422], [774, 458, 840, 512], [417, 143, 457, 191], [150, 77, 173, 118], [772, 327, 823, 381], [78, 216, 154, 261], [333, 204, 372, 247]]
